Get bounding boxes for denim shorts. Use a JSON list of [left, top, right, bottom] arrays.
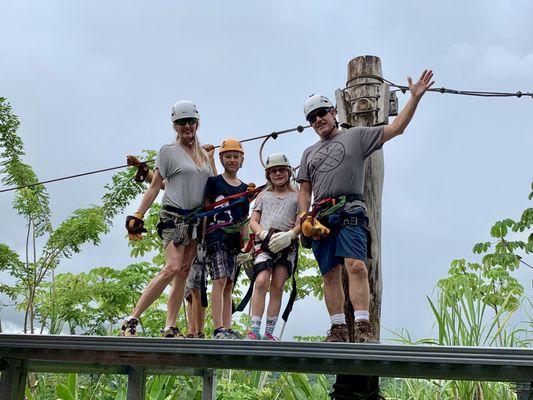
[[312, 210, 369, 276]]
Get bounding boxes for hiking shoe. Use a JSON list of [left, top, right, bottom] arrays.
[[161, 327, 184, 338], [263, 332, 278, 341], [246, 331, 261, 340], [227, 328, 243, 339], [119, 317, 139, 337], [213, 328, 233, 339], [324, 323, 349, 343], [185, 333, 195, 339], [197, 332, 205, 339], [353, 320, 377, 343]]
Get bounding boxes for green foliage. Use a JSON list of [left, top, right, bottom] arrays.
[[0, 97, 51, 236]]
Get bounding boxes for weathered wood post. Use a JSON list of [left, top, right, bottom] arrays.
[[332, 55, 397, 399], [0, 359, 28, 400]]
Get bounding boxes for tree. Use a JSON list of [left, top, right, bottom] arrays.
[[0, 97, 145, 333]]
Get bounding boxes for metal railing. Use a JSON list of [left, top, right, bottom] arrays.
[[1, 334, 532, 399]]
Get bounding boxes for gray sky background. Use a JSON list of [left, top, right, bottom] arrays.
[[1, 1, 532, 340]]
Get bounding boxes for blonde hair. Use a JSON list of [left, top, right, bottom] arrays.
[[174, 120, 209, 167], [264, 167, 297, 192]]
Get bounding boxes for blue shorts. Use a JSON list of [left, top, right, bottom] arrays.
[[312, 210, 369, 276]]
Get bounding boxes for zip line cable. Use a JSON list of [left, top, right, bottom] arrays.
[[0, 125, 309, 194], [2, 76, 532, 194], [345, 74, 533, 98]]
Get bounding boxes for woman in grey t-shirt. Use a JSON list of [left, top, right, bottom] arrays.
[[121, 100, 216, 338]]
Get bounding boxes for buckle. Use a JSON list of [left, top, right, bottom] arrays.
[[341, 217, 358, 227]]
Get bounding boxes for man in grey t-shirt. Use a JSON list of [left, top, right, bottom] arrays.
[[297, 70, 434, 343]]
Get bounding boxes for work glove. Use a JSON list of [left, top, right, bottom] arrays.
[[127, 155, 150, 183], [247, 182, 257, 192], [269, 229, 297, 253], [126, 213, 147, 241]]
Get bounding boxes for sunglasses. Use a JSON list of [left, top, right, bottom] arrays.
[[306, 108, 331, 124], [268, 167, 289, 175], [175, 117, 198, 126]]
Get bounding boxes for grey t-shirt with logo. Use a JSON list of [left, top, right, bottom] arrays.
[[297, 126, 384, 212], [253, 190, 299, 232], [155, 142, 213, 210]]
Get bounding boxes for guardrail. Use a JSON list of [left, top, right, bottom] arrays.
[[1, 334, 532, 399]]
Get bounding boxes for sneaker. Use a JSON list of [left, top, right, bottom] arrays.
[[353, 320, 377, 343], [227, 328, 243, 339], [246, 331, 261, 340], [324, 323, 349, 343], [213, 328, 233, 340], [197, 332, 205, 339], [119, 317, 139, 337], [161, 327, 184, 338], [263, 332, 278, 341]]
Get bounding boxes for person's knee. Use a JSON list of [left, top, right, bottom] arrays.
[[254, 273, 270, 292], [345, 259, 367, 278], [161, 260, 183, 279]]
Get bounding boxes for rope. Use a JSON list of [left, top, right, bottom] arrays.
[[0, 125, 309, 194]]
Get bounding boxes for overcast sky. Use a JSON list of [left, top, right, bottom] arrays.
[[1, 0, 532, 340]]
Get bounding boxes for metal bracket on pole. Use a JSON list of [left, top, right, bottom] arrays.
[[516, 382, 533, 400], [0, 359, 27, 400], [201, 368, 216, 400], [127, 366, 146, 400]]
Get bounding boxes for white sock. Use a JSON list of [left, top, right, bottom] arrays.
[[265, 316, 278, 335], [354, 310, 369, 321], [330, 313, 346, 325], [251, 315, 262, 333]]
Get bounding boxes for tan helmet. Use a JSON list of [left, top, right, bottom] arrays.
[[219, 138, 244, 154], [265, 153, 291, 170]]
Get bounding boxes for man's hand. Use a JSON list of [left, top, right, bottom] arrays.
[[126, 213, 147, 241], [269, 230, 297, 253], [202, 144, 215, 159], [408, 70, 434, 100]]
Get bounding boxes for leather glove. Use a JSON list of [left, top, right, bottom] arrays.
[[202, 144, 215, 158], [127, 155, 150, 183], [269, 229, 297, 253], [247, 182, 257, 192], [126, 213, 147, 241]]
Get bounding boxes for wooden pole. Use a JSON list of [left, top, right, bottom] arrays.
[[344, 54, 384, 340], [332, 55, 386, 400]]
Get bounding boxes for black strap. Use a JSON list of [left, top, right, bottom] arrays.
[[234, 261, 271, 313], [281, 245, 299, 322]]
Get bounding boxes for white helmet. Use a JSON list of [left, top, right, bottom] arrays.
[[171, 100, 200, 122], [303, 94, 334, 119], [265, 153, 291, 170]]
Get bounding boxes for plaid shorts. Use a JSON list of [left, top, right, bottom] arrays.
[[208, 247, 237, 281], [184, 261, 205, 301]]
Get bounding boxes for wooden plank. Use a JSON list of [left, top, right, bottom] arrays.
[[1, 334, 533, 382], [516, 382, 533, 400], [201, 369, 216, 400], [127, 366, 146, 400], [0, 359, 27, 400]]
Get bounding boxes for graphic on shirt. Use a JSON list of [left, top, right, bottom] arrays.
[[213, 194, 232, 223], [312, 142, 346, 173]]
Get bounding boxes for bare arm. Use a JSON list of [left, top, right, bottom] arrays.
[[382, 70, 434, 144], [249, 210, 263, 236], [298, 181, 312, 214], [135, 168, 164, 216]]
